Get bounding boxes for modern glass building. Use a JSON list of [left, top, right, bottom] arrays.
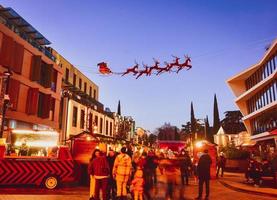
[[227, 39, 277, 152]]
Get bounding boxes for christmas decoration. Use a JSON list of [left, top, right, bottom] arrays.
[[96, 54, 192, 78]]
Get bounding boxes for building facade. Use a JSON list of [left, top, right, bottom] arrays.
[[227, 39, 277, 151], [51, 50, 115, 142], [0, 6, 62, 147]]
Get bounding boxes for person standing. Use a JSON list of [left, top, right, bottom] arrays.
[[216, 152, 226, 178], [88, 149, 110, 200], [131, 169, 144, 200], [180, 150, 192, 185], [146, 150, 158, 185], [113, 147, 132, 200], [195, 149, 212, 200], [107, 149, 117, 200], [160, 157, 178, 199]]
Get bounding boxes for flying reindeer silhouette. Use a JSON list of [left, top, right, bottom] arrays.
[[176, 55, 192, 73], [122, 61, 139, 76], [136, 62, 151, 79], [156, 61, 171, 75], [170, 55, 181, 68], [149, 58, 165, 74]]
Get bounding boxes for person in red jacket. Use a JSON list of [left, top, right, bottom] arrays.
[[88, 149, 110, 200]]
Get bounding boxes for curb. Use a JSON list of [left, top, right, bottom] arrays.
[[219, 180, 277, 198]]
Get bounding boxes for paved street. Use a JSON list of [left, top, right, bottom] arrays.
[[0, 175, 276, 200]]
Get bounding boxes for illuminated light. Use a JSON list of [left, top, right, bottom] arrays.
[[195, 141, 203, 148], [37, 131, 58, 135], [12, 130, 58, 135], [96, 146, 99, 149], [12, 130, 35, 134], [15, 141, 57, 147], [86, 136, 91, 141]]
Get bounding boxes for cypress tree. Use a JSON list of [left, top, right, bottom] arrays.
[[190, 102, 196, 140], [205, 115, 213, 143], [213, 94, 220, 136], [117, 100, 121, 115]]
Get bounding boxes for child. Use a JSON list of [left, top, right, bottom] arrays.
[[131, 169, 144, 200]]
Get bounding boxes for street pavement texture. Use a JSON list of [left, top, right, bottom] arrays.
[[0, 172, 276, 200]]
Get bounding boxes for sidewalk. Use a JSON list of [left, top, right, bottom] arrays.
[[218, 172, 277, 198]]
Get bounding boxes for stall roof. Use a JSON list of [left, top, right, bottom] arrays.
[[0, 7, 51, 45]]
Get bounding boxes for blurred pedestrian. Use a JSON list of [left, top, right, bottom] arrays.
[[113, 147, 132, 200], [146, 150, 158, 184], [160, 157, 178, 199], [107, 149, 117, 200], [195, 149, 212, 200], [131, 169, 144, 200], [180, 150, 192, 185], [127, 144, 133, 158], [88, 149, 110, 200], [216, 152, 226, 178]]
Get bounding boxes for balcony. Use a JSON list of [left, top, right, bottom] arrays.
[[0, 6, 56, 62]]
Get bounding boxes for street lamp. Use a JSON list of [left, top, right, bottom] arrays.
[[0, 69, 13, 138]]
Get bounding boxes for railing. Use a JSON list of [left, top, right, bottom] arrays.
[[0, 17, 56, 62]]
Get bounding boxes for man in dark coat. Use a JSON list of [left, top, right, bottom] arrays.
[[196, 149, 212, 200]]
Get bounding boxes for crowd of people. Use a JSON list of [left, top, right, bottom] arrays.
[[87, 146, 213, 200], [245, 153, 277, 187]]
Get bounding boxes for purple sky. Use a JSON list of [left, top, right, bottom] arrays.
[[2, 0, 277, 132]]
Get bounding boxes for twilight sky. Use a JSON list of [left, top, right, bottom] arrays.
[[2, 0, 277, 132]]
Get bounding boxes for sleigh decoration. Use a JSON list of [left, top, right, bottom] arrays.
[[97, 54, 192, 79]]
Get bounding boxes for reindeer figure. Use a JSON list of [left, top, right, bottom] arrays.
[[156, 62, 171, 75], [170, 55, 181, 68], [122, 61, 139, 76], [136, 63, 151, 79], [149, 58, 165, 74], [176, 55, 192, 73]]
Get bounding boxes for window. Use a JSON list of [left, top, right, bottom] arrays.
[[247, 81, 277, 114], [89, 113, 93, 132], [73, 74, 76, 86], [37, 92, 51, 118], [80, 109, 85, 129], [100, 118, 103, 133], [93, 89, 96, 99], [94, 115, 98, 133], [50, 98, 55, 121], [106, 121, 108, 135], [110, 122, 113, 136], [65, 68, 69, 82], [245, 52, 277, 90], [37, 92, 44, 117], [51, 69, 57, 92], [72, 106, 78, 127], [84, 82, 87, 94], [89, 87, 92, 97], [79, 78, 82, 90], [95, 115, 98, 126], [39, 62, 52, 88]]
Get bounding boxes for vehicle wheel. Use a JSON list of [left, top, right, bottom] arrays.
[[44, 176, 59, 189]]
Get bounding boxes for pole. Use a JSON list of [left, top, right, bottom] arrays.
[[0, 71, 11, 138]]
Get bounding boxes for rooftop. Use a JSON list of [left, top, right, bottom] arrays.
[[0, 5, 56, 62]]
